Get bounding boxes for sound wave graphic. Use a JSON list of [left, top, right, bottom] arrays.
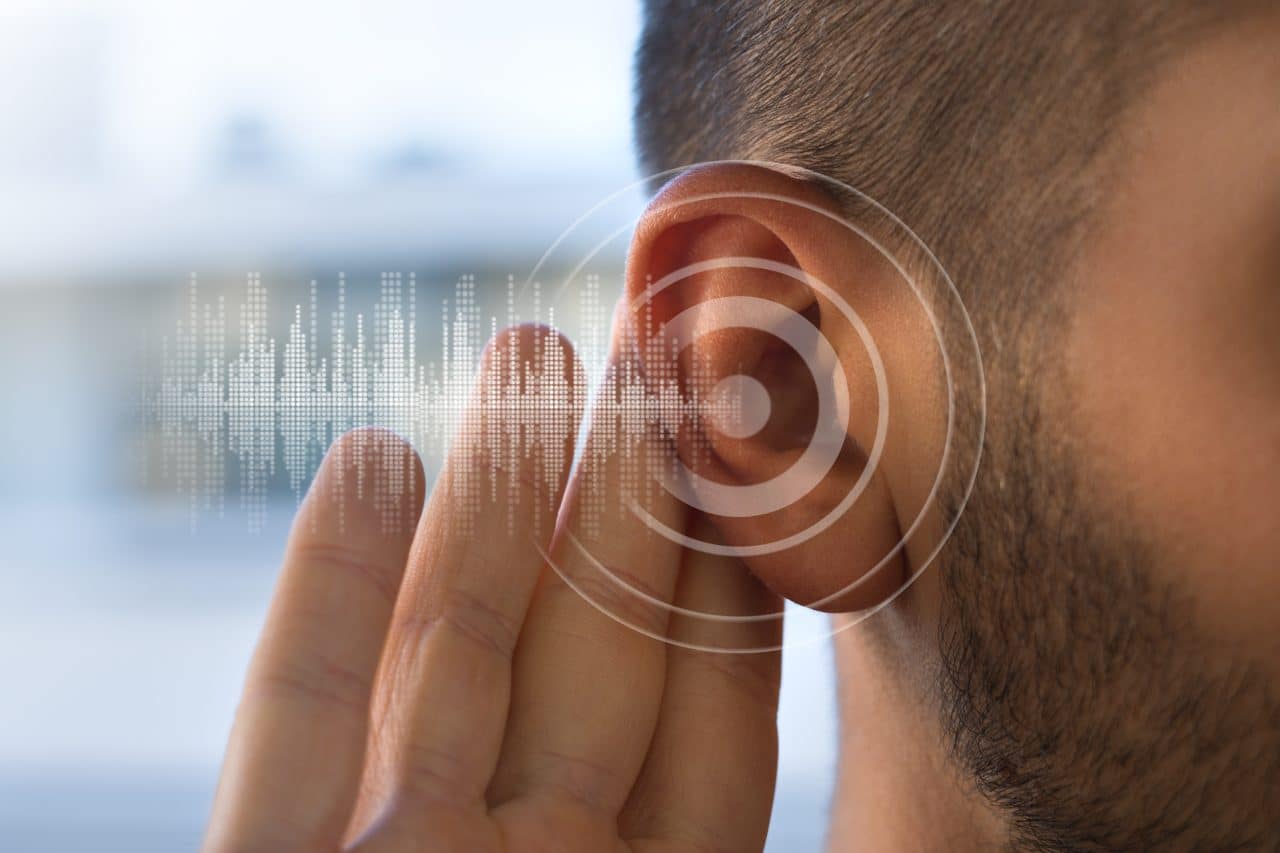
[[147, 272, 734, 533]]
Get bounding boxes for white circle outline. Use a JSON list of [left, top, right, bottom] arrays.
[[657, 293, 851, 516], [523, 161, 986, 649], [536, 189, 940, 610], [632, 270, 889, 548]]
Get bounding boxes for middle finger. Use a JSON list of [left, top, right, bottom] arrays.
[[486, 350, 690, 827]]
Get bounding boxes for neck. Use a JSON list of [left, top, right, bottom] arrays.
[[825, 603, 1002, 851]]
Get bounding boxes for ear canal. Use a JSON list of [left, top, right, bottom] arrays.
[[623, 164, 912, 612]]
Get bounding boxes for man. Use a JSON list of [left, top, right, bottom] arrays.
[[205, 2, 1279, 850]]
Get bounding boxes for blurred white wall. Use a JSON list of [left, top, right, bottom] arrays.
[[0, 3, 839, 850], [0, 0, 642, 278]]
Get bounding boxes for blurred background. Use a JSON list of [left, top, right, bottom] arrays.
[[0, 1, 836, 849]]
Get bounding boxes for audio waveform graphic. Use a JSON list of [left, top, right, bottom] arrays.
[[146, 273, 734, 534]]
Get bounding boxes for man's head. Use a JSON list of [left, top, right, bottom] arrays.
[[629, 2, 1280, 848]]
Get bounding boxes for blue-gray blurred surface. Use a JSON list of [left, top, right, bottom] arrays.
[[0, 1, 838, 850]]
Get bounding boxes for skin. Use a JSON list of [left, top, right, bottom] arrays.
[[832, 11, 1280, 850], [1066, 12, 1280, 654], [206, 10, 1278, 852], [205, 326, 784, 852]]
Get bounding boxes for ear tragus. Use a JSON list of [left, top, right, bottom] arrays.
[[623, 163, 911, 612]]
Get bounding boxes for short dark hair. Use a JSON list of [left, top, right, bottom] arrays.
[[634, 1, 1222, 334], [633, 4, 1274, 850]]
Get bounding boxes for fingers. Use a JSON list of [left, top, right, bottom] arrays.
[[350, 325, 582, 840], [205, 428, 424, 853], [620, 517, 783, 853], [486, 354, 690, 826]]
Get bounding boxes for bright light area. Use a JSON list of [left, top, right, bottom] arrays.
[[0, 0, 642, 277], [0, 2, 838, 849]]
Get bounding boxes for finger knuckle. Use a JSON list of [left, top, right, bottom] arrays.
[[400, 584, 521, 663], [558, 561, 672, 639], [291, 539, 401, 607], [397, 741, 478, 808], [684, 650, 779, 711], [252, 652, 372, 719]]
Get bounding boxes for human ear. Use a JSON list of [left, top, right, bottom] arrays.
[[623, 163, 948, 612]]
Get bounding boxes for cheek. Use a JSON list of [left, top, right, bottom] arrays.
[[1054, 5, 1280, 660], [1065, 272, 1280, 656]]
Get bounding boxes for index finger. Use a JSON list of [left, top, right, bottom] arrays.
[[204, 429, 423, 851]]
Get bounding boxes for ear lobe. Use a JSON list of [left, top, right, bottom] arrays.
[[623, 164, 910, 612]]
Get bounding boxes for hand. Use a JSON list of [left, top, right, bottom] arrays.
[[204, 325, 783, 852]]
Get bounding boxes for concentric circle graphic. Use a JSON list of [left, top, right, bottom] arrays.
[[707, 373, 769, 439], [523, 161, 986, 653], [630, 262, 886, 551]]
